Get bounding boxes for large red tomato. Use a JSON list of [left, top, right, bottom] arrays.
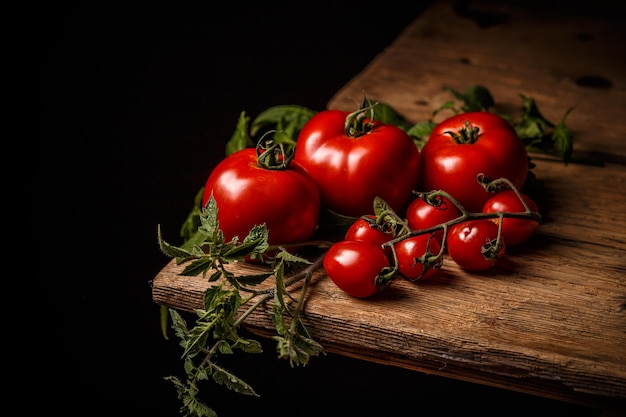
[[420, 112, 528, 213], [201, 147, 320, 246], [294, 109, 421, 218]]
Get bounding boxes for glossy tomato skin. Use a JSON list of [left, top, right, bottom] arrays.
[[405, 196, 460, 244], [482, 190, 539, 246], [294, 110, 421, 218], [447, 220, 505, 271], [323, 240, 390, 298], [394, 234, 442, 281], [201, 148, 320, 246], [420, 112, 528, 213], [344, 215, 394, 255]]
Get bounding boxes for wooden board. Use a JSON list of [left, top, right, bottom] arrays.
[[152, 0, 626, 411]]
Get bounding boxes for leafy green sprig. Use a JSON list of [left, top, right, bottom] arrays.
[[158, 194, 328, 417]]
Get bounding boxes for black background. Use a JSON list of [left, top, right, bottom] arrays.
[[36, 1, 605, 415]]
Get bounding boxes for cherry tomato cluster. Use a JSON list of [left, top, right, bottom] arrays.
[[324, 186, 540, 298]]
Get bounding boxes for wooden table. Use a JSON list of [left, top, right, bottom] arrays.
[[152, 0, 626, 412]]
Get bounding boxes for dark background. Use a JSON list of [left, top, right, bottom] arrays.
[[36, 1, 605, 415]]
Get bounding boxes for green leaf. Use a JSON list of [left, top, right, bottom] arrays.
[[165, 376, 219, 417], [197, 193, 221, 239], [241, 224, 269, 260], [373, 196, 393, 216], [406, 120, 436, 149], [180, 257, 216, 277], [204, 285, 239, 312], [274, 250, 312, 265], [514, 94, 554, 145], [180, 390, 218, 417], [225, 111, 254, 156], [179, 230, 210, 255], [160, 304, 170, 340], [372, 101, 413, 130], [235, 272, 273, 286], [158, 225, 196, 259], [183, 309, 218, 358], [169, 308, 190, 349], [223, 238, 263, 259], [211, 363, 260, 396], [231, 337, 263, 354], [315, 208, 358, 237], [180, 187, 205, 242], [250, 105, 317, 138], [552, 107, 575, 165], [443, 84, 494, 112]]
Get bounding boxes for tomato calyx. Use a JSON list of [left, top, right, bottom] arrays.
[[344, 100, 377, 138], [479, 220, 506, 262], [444, 120, 482, 144], [391, 233, 444, 282], [374, 265, 397, 289], [256, 135, 295, 170]]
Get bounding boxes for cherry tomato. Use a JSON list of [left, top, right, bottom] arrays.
[[344, 215, 395, 255], [420, 112, 529, 212], [201, 147, 320, 247], [482, 190, 539, 246], [405, 195, 460, 244], [394, 234, 442, 281], [447, 220, 505, 271], [294, 109, 421, 217], [323, 240, 391, 298]]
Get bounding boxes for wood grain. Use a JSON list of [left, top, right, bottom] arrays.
[[152, 0, 626, 411]]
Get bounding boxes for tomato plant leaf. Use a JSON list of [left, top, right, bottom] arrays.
[[183, 309, 218, 358], [372, 101, 413, 130], [180, 257, 216, 277], [235, 272, 273, 286], [180, 187, 205, 242], [552, 106, 575, 165], [406, 120, 436, 149], [231, 337, 263, 354], [514, 94, 554, 146], [197, 193, 220, 239], [274, 250, 312, 265], [210, 362, 259, 396], [164, 376, 218, 417], [158, 225, 197, 259], [443, 84, 494, 112], [225, 111, 254, 156], [249, 105, 317, 151]]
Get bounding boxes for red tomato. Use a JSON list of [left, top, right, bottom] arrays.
[[323, 240, 391, 298], [201, 148, 320, 247], [447, 220, 505, 271], [482, 190, 540, 246], [394, 234, 442, 281], [294, 109, 421, 217], [344, 215, 395, 254], [405, 195, 460, 244], [420, 112, 528, 212]]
